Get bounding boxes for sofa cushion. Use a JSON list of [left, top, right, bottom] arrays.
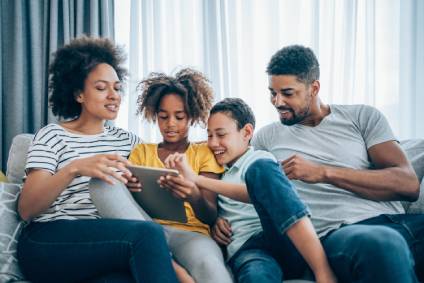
[[405, 177, 424, 214], [0, 182, 25, 282], [6, 134, 34, 185]]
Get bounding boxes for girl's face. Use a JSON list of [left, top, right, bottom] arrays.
[[77, 63, 122, 121], [157, 94, 191, 143]]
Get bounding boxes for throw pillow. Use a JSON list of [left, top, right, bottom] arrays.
[[0, 183, 25, 282], [0, 171, 7, 182]]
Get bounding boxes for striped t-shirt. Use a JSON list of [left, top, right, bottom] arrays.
[[25, 123, 141, 222]]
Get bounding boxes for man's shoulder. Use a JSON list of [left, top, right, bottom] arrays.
[[331, 104, 379, 118]]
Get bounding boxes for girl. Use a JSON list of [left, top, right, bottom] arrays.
[[91, 69, 233, 283]]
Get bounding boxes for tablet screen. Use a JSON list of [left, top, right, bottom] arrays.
[[128, 165, 187, 223]]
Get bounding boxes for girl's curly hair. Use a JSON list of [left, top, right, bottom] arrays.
[[137, 68, 214, 126], [49, 36, 127, 119]]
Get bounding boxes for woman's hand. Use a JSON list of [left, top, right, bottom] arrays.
[[70, 153, 132, 184]]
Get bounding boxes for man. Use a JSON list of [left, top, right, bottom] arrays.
[[215, 45, 424, 282]]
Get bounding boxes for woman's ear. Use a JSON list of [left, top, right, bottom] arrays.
[[75, 92, 84, 103]]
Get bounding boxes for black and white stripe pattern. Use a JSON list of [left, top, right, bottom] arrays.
[[26, 123, 141, 222]]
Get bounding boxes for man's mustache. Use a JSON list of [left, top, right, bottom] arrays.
[[276, 106, 293, 112]]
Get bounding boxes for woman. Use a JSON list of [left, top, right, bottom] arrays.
[[17, 36, 178, 283]]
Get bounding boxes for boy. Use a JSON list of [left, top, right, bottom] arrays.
[[161, 98, 336, 283]]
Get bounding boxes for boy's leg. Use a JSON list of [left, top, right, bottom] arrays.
[[89, 178, 152, 221], [244, 159, 309, 236], [17, 219, 177, 283], [165, 227, 233, 283], [245, 159, 334, 281], [228, 232, 307, 283], [322, 223, 418, 283], [230, 248, 282, 283]]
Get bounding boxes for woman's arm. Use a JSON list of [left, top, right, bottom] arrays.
[[19, 154, 132, 221]]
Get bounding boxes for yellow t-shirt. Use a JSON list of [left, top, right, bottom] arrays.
[[129, 143, 224, 236]]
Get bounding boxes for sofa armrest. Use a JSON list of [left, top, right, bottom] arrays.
[[6, 134, 34, 184]]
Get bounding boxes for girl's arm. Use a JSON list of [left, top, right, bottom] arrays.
[[19, 154, 131, 221]]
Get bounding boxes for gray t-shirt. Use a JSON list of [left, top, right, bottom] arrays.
[[252, 104, 404, 237], [218, 147, 276, 259]]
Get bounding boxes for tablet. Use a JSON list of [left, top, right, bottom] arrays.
[[128, 165, 187, 223]]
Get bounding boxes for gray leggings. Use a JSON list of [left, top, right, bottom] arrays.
[[89, 178, 233, 283]]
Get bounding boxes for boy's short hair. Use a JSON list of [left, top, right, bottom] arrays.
[[210, 98, 255, 130], [266, 45, 319, 85]]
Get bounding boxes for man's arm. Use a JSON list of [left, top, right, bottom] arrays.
[[282, 141, 420, 202]]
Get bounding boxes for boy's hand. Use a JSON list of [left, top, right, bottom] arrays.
[[164, 153, 198, 183], [159, 175, 202, 203], [212, 217, 232, 246]]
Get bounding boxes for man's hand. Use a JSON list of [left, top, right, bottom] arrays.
[[211, 217, 232, 246], [281, 154, 326, 183]]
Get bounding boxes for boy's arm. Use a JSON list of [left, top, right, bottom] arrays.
[[194, 175, 250, 203], [164, 152, 250, 203]]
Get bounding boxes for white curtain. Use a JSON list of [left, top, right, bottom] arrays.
[[114, 0, 424, 142]]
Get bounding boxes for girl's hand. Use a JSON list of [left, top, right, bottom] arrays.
[[164, 153, 198, 183], [122, 173, 142, 192], [159, 174, 202, 203], [70, 153, 131, 185]]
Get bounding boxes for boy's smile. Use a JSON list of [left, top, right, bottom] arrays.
[[207, 112, 252, 167]]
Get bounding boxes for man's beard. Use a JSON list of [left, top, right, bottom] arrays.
[[278, 106, 310, 126]]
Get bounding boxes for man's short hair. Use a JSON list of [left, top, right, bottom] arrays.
[[210, 98, 255, 130], [266, 45, 320, 84]]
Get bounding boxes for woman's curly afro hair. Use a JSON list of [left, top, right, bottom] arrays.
[[49, 36, 127, 119], [137, 68, 214, 127]]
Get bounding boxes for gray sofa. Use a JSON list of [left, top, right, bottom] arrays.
[[1, 134, 423, 283]]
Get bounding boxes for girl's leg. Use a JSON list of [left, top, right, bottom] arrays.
[[17, 219, 177, 283], [165, 227, 233, 283], [89, 178, 152, 221]]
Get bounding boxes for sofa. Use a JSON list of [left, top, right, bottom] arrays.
[[1, 134, 424, 283]]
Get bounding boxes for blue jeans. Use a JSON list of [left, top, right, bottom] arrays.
[[230, 158, 424, 283], [17, 219, 178, 283]]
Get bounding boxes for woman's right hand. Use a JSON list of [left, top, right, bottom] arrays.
[[70, 153, 132, 184]]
